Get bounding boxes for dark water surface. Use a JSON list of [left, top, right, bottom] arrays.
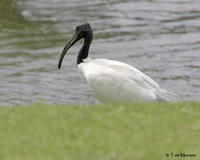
[[0, 0, 200, 106]]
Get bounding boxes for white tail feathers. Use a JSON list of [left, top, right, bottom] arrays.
[[156, 88, 180, 102]]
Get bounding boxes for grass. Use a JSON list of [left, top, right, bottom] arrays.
[[0, 102, 199, 160]]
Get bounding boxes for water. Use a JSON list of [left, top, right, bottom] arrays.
[[0, 0, 200, 106]]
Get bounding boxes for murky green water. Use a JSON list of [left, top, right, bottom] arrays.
[[0, 0, 200, 106]]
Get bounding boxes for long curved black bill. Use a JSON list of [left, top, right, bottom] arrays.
[[58, 33, 78, 69]]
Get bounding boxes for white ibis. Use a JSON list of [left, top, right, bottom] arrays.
[[58, 22, 180, 103]]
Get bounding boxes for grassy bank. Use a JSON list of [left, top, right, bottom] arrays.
[[0, 102, 199, 160]]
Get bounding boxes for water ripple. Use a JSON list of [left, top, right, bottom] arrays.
[[0, 0, 200, 106]]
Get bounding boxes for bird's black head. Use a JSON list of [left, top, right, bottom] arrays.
[[58, 22, 93, 69], [75, 22, 92, 39]]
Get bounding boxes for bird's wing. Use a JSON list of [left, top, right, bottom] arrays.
[[81, 58, 179, 102], [83, 58, 160, 89], [106, 60, 180, 102], [80, 58, 156, 102], [98, 59, 160, 89]]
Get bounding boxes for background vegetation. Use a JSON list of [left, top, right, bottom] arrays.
[[0, 102, 199, 160]]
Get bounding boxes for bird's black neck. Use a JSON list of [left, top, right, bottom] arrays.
[[77, 32, 93, 64]]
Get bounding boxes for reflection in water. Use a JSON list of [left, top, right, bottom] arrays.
[[0, 0, 200, 106]]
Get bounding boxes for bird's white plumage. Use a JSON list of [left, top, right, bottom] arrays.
[[59, 23, 180, 103], [78, 57, 179, 103]]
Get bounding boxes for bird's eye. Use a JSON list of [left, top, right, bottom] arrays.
[[76, 30, 81, 35], [77, 30, 85, 37]]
